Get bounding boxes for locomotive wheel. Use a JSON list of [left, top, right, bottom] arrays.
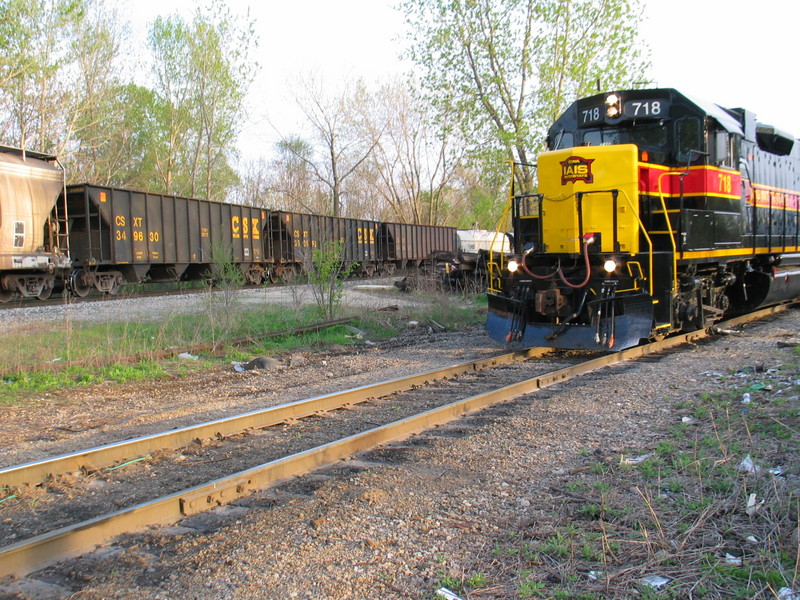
[[70, 270, 92, 297]]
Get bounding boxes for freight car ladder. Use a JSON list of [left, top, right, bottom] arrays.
[[50, 176, 70, 261]]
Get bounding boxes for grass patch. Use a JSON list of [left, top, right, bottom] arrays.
[[1, 290, 487, 404]]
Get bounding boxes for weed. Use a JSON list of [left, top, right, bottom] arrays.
[[464, 573, 488, 588], [436, 572, 462, 592], [578, 503, 602, 519], [518, 578, 545, 598], [539, 531, 571, 559]]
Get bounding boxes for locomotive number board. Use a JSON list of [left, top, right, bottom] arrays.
[[578, 97, 670, 126]]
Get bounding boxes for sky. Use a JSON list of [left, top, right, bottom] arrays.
[[125, 0, 800, 163]]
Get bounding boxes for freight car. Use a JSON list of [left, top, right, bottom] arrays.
[[265, 211, 456, 280], [0, 148, 70, 301], [0, 152, 458, 301], [486, 88, 800, 350], [64, 183, 267, 295]]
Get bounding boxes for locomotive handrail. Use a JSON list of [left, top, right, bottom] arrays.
[[488, 199, 514, 293], [488, 163, 520, 293], [657, 170, 686, 295], [618, 188, 655, 297]]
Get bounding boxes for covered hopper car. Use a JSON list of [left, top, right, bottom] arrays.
[[0, 148, 70, 301], [486, 88, 800, 350]]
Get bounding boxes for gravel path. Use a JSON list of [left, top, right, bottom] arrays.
[[0, 305, 798, 599], [0, 279, 419, 334]]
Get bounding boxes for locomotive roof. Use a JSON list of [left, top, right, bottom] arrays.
[[677, 90, 744, 136]]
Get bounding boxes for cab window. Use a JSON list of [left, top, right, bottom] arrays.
[[583, 129, 620, 146], [675, 117, 703, 163]]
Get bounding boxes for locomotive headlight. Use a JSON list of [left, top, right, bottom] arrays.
[[603, 259, 618, 273], [605, 93, 621, 118], [507, 260, 519, 273]]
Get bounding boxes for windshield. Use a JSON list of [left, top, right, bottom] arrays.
[[553, 124, 668, 150]]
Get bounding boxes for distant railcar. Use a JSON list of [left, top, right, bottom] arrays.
[[265, 211, 382, 280], [378, 222, 458, 270]]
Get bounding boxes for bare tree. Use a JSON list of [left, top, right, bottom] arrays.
[[279, 73, 382, 217], [365, 79, 465, 225]]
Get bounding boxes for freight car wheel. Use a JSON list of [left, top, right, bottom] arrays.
[[276, 265, 297, 281], [70, 270, 92, 297], [0, 288, 13, 303], [37, 286, 53, 300]]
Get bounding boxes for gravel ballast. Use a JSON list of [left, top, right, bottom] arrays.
[[0, 294, 798, 599]]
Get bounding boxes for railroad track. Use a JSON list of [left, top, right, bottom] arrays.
[[0, 274, 400, 311], [0, 304, 790, 580]]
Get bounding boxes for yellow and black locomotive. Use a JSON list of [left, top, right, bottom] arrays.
[[486, 88, 800, 350]]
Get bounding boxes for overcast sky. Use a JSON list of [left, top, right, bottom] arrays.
[[125, 0, 800, 162]]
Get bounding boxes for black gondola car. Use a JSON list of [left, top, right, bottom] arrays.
[[64, 184, 266, 295], [378, 222, 458, 270], [486, 88, 800, 350], [265, 211, 381, 279]]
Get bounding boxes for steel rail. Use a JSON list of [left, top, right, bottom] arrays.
[[0, 303, 791, 579], [0, 348, 550, 490]]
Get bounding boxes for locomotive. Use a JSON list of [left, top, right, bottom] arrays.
[[486, 88, 800, 350], [0, 146, 456, 301]]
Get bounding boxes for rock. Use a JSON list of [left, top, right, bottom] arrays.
[[243, 356, 280, 371], [359, 488, 389, 505]]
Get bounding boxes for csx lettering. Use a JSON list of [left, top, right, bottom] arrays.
[[133, 217, 143, 227], [356, 228, 376, 244], [115, 215, 126, 226]]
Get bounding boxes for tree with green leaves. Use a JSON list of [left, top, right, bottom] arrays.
[[401, 0, 650, 192], [0, 0, 88, 153], [148, 0, 257, 199]]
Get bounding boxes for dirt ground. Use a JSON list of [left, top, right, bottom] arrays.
[[1, 304, 799, 599]]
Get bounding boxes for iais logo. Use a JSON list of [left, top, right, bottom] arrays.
[[560, 156, 595, 185]]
